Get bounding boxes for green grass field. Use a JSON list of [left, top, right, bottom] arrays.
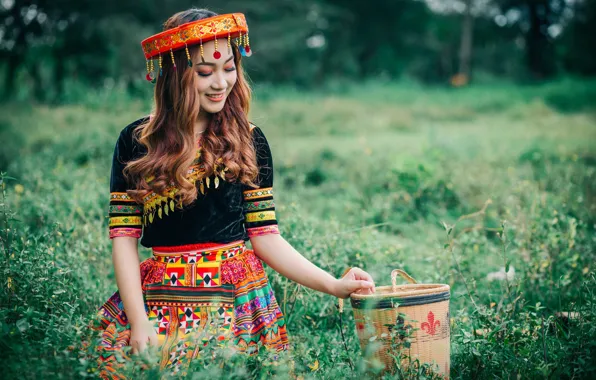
[[1, 78, 595, 379]]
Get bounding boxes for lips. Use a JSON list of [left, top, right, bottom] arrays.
[[206, 93, 225, 102]]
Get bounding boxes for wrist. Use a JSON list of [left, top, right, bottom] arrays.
[[327, 278, 340, 298], [129, 315, 150, 327]]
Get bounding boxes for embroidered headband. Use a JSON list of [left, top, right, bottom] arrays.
[[140, 13, 252, 83]]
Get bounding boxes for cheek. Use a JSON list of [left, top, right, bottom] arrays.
[[227, 72, 238, 88], [195, 78, 212, 94]]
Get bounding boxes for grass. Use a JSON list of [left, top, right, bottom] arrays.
[[1, 78, 595, 379]]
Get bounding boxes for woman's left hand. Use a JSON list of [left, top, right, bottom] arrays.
[[333, 267, 376, 299]]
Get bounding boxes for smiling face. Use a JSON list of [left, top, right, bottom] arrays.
[[193, 38, 238, 114]]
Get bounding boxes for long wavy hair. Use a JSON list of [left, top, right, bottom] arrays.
[[124, 8, 258, 206]]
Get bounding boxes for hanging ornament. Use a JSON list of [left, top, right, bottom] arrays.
[[185, 43, 192, 67], [213, 37, 221, 59], [170, 48, 176, 69], [244, 33, 252, 57], [200, 38, 204, 61], [158, 54, 163, 77]]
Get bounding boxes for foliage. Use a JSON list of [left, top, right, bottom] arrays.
[[1, 79, 596, 378]]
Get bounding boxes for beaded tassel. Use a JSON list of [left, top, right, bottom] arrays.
[[170, 49, 176, 69], [147, 59, 156, 83], [213, 37, 221, 59], [185, 44, 192, 67], [239, 32, 246, 56], [200, 38, 204, 60], [158, 54, 163, 77], [244, 33, 252, 56]]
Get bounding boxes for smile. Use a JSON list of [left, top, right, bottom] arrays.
[[206, 93, 225, 102]]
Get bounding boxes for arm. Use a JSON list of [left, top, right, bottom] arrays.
[[107, 126, 156, 352], [244, 126, 374, 299], [251, 233, 375, 299], [111, 237, 148, 325]]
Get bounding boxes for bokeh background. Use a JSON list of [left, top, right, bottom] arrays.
[[1, 0, 595, 379]]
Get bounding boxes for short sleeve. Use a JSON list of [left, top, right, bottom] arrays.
[[108, 129, 144, 239], [243, 126, 280, 238]]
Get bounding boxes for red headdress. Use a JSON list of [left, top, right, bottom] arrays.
[[140, 13, 252, 83]]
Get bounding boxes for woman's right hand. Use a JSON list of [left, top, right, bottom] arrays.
[[130, 318, 159, 354]]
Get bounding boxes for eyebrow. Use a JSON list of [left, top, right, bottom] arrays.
[[196, 56, 234, 66]]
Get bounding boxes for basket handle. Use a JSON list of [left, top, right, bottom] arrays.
[[337, 267, 353, 314], [391, 269, 417, 292]]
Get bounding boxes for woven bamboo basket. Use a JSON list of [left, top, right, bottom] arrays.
[[339, 269, 450, 378]]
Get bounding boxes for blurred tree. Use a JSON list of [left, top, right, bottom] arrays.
[[495, 0, 567, 79], [559, 0, 596, 75], [457, 0, 474, 83], [0, 0, 595, 102]]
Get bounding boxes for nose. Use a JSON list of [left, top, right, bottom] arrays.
[[211, 71, 227, 91]]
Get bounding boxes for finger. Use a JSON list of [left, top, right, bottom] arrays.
[[148, 333, 159, 347], [352, 268, 374, 283], [130, 341, 138, 355], [137, 340, 147, 353], [348, 280, 374, 293]]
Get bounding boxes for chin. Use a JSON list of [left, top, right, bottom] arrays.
[[201, 99, 227, 113]]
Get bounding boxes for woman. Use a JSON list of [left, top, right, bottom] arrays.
[[92, 8, 375, 378]]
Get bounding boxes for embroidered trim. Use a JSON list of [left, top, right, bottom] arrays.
[[110, 192, 138, 202], [244, 199, 275, 211], [109, 216, 143, 227], [153, 243, 245, 262], [109, 228, 142, 239], [109, 205, 143, 214], [243, 187, 273, 200], [144, 284, 235, 307], [141, 158, 229, 226], [245, 210, 276, 223], [246, 225, 280, 237]]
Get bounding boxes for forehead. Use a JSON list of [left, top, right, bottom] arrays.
[[193, 38, 234, 65]]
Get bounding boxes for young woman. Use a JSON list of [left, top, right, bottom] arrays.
[[92, 8, 375, 378]]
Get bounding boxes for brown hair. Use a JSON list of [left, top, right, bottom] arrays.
[[125, 8, 258, 206]]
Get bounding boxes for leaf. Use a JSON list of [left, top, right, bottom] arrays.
[[206, 176, 210, 188], [215, 176, 220, 188], [158, 206, 162, 219], [170, 200, 175, 210], [16, 318, 30, 333], [149, 213, 154, 223], [307, 359, 319, 371], [165, 203, 169, 215], [200, 180, 205, 194]]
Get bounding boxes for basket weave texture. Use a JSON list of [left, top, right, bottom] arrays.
[[340, 269, 450, 378]]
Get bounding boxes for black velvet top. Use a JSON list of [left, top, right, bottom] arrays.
[[107, 117, 279, 248]]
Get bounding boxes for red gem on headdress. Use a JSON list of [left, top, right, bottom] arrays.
[[146, 73, 153, 82], [213, 51, 221, 59], [245, 45, 251, 53]]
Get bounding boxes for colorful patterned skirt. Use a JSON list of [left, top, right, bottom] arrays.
[[90, 241, 289, 379]]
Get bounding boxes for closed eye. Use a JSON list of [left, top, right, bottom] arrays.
[[197, 67, 236, 77]]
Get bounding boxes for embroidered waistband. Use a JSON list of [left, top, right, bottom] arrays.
[[152, 240, 245, 262]]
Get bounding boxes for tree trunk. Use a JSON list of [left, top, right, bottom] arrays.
[[526, 0, 555, 79], [4, 55, 20, 100], [458, 0, 474, 81]]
